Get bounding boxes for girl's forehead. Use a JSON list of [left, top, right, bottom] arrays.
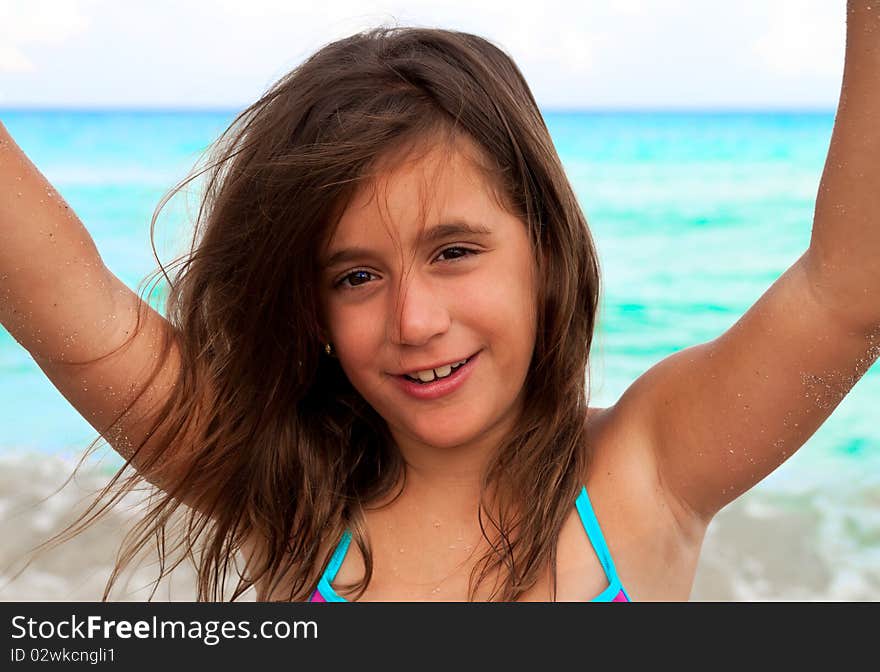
[[327, 138, 503, 250]]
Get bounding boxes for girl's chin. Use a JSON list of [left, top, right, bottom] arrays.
[[399, 421, 481, 450]]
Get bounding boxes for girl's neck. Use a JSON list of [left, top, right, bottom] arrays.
[[394, 466, 487, 520], [387, 426, 512, 515]]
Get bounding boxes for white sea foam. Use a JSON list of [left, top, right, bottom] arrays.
[[1, 449, 877, 601]]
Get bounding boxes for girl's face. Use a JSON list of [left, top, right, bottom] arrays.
[[319, 136, 538, 455]]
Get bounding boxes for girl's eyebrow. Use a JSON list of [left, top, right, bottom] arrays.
[[322, 220, 493, 269]]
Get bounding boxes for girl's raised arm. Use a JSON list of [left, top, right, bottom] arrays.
[[606, 1, 880, 526], [0, 121, 205, 513]]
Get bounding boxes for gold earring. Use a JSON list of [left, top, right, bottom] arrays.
[[324, 343, 333, 356]]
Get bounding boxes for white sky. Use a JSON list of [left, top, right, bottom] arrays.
[[0, 0, 847, 110]]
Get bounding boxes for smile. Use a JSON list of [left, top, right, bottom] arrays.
[[402, 355, 473, 383], [393, 350, 481, 401]]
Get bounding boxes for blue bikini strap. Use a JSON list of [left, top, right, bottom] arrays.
[[574, 485, 621, 584], [324, 529, 352, 582]]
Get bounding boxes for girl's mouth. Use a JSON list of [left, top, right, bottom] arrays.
[[393, 350, 481, 401], [401, 354, 472, 383]]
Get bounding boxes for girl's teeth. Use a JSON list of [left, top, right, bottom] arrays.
[[407, 357, 470, 383]]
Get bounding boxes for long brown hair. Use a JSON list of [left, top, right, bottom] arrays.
[[19, 25, 601, 601]]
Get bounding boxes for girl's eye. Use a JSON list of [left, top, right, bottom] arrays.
[[435, 246, 478, 262], [335, 269, 375, 289], [334, 246, 479, 291]]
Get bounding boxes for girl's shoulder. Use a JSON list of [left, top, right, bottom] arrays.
[[580, 403, 706, 600]]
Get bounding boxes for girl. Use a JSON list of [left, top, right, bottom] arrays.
[[1, 6, 878, 602]]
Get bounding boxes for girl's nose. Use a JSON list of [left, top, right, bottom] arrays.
[[389, 274, 451, 347]]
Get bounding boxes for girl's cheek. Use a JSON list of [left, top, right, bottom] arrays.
[[340, 312, 385, 358]]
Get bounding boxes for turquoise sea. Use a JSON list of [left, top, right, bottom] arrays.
[[1, 109, 878, 600]]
